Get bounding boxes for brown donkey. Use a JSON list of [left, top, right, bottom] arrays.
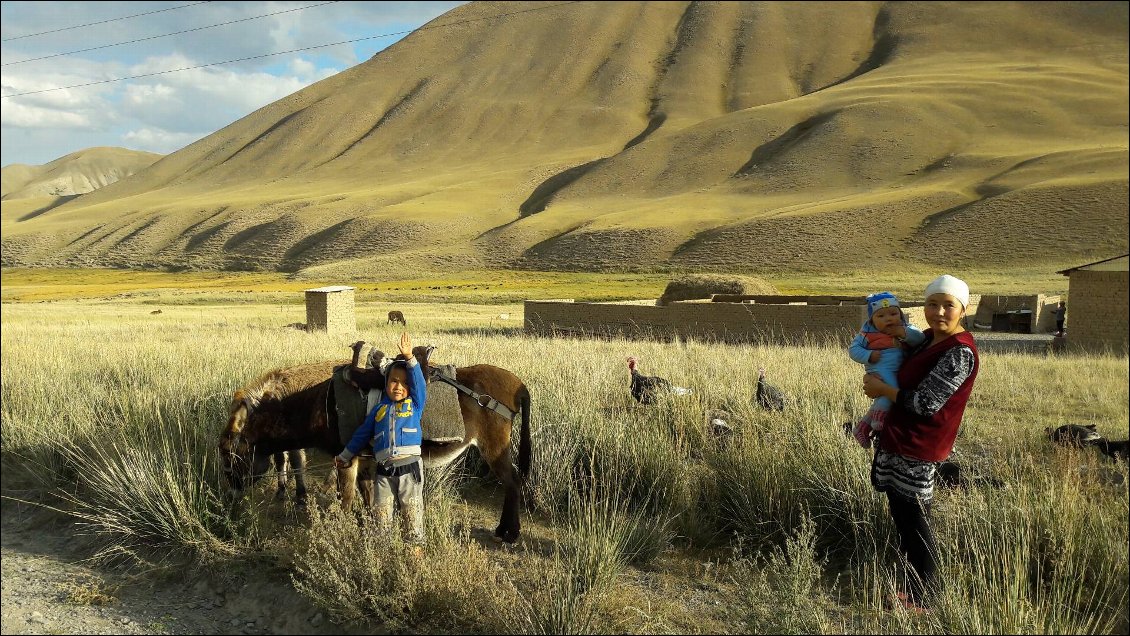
[[412, 345, 532, 543], [218, 360, 375, 512]]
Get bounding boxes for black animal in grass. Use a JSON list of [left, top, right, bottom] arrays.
[[934, 458, 1007, 490], [756, 367, 789, 411], [1046, 424, 1129, 462], [626, 356, 692, 405]]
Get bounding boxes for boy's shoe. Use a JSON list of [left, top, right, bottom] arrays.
[[852, 421, 873, 449]]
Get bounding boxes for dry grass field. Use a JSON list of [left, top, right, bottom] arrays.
[[2, 276, 1127, 634], [2, 2, 1126, 277]]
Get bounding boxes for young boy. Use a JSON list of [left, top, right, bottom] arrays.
[[335, 332, 427, 544], [849, 292, 925, 449]]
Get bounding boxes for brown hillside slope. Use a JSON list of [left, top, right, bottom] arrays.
[[1, 147, 162, 201], [1, 1, 1126, 275]]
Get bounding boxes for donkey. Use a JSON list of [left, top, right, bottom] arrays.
[[388, 310, 407, 326], [218, 360, 375, 512], [411, 345, 532, 543]]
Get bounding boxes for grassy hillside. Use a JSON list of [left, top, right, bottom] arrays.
[[0, 1, 1125, 275], [1, 147, 162, 200]]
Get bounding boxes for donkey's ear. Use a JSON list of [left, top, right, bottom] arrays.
[[1086, 424, 1098, 430]]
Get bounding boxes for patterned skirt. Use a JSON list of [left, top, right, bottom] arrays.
[[871, 447, 937, 502]]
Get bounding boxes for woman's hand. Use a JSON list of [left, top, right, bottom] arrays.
[[863, 373, 896, 401]]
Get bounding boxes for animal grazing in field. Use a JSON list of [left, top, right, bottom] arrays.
[[218, 360, 375, 512], [387, 310, 407, 326], [1097, 438, 1129, 462], [705, 409, 735, 444], [1046, 423, 1103, 447], [756, 368, 789, 411], [934, 458, 1007, 490], [1045, 423, 1128, 463], [150, 309, 162, 315], [414, 345, 532, 543], [626, 356, 693, 405]]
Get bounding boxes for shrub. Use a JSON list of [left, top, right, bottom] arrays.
[[658, 273, 778, 305]]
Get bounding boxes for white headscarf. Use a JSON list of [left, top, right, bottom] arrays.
[[924, 274, 970, 308]]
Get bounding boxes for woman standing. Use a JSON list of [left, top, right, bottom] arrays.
[[862, 274, 979, 611]]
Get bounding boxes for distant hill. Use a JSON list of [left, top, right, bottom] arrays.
[[1, 1, 1126, 276], [1, 147, 162, 200]]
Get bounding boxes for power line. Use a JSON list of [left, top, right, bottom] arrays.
[[1, 2, 213, 42], [4, 1, 342, 66], [0, 1, 582, 100]]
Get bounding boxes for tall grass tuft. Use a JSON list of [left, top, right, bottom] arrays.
[[52, 419, 235, 565], [732, 514, 840, 634], [291, 465, 525, 633]]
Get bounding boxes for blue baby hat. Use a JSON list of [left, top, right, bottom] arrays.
[[866, 291, 900, 319]]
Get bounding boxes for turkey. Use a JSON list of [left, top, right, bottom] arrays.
[[756, 368, 789, 411], [627, 356, 692, 405], [1098, 438, 1129, 462]]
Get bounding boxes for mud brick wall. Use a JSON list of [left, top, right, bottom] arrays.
[[525, 298, 929, 344], [305, 289, 356, 333], [968, 294, 1058, 333], [1067, 270, 1128, 354]]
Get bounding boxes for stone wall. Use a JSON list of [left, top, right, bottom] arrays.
[[1067, 270, 1128, 354], [525, 297, 929, 344]]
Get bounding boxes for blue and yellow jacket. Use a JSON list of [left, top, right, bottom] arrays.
[[340, 358, 427, 464]]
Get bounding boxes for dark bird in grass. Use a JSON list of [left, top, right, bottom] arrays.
[[756, 367, 788, 411], [1045, 423, 1127, 462], [1045, 423, 1103, 447], [1097, 438, 1129, 462], [627, 356, 692, 405]]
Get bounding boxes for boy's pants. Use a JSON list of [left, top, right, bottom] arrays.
[[374, 458, 424, 544]]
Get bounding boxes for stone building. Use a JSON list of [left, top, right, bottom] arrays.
[[304, 285, 356, 333], [1057, 254, 1129, 354]]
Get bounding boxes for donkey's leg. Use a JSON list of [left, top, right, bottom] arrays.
[[289, 449, 308, 507], [273, 452, 289, 501], [484, 449, 522, 543]]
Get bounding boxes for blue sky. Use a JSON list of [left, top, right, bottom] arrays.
[[0, 1, 465, 167]]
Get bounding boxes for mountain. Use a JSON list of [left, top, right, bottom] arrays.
[[2, 147, 162, 200], [1, 1, 1126, 276]]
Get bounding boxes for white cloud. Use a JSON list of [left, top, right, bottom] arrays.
[[0, 100, 94, 129], [121, 127, 201, 154], [119, 55, 321, 133], [0, 1, 465, 166]]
